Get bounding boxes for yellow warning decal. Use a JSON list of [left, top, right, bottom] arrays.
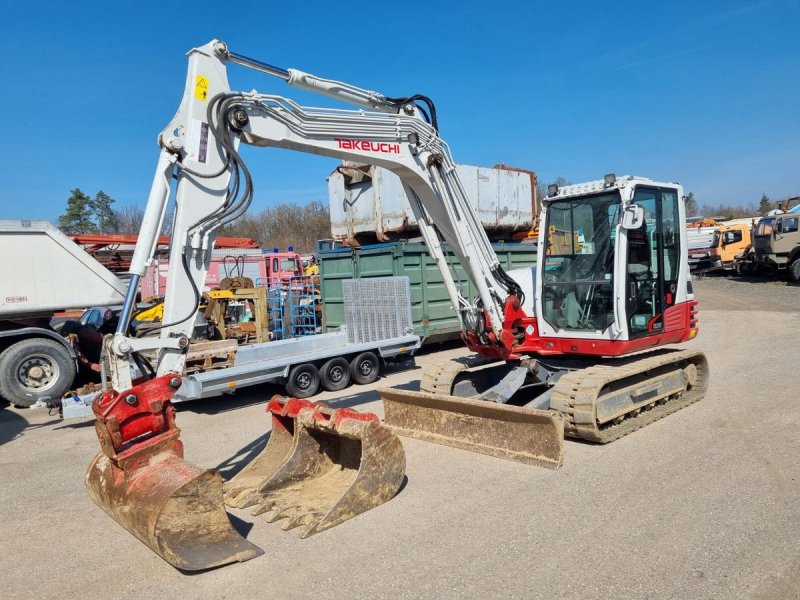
[[194, 75, 209, 101]]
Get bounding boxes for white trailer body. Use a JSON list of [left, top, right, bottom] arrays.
[[0, 221, 127, 407], [0, 221, 126, 316]]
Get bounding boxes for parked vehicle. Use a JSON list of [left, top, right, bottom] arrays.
[[62, 276, 419, 418], [0, 221, 126, 406], [737, 212, 800, 280], [140, 248, 303, 298], [686, 220, 753, 272]]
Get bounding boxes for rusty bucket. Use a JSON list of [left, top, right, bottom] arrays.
[[224, 397, 405, 538], [85, 376, 262, 571]]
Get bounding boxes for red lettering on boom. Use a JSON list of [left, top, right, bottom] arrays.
[[336, 139, 400, 154]]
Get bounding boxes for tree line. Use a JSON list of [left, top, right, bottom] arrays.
[[57, 183, 795, 250], [57, 188, 331, 253]]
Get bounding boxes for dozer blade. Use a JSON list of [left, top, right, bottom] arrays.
[[225, 397, 406, 538], [380, 388, 564, 469], [86, 376, 263, 571]]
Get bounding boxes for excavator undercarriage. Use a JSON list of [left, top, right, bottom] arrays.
[[382, 348, 709, 461]]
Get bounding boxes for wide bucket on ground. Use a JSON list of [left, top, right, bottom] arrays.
[[86, 376, 262, 571], [380, 388, 565, 469]]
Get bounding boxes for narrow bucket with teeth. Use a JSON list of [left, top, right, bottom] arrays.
[[225, 398, 406, 538]]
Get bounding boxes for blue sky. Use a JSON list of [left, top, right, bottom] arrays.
[[1, 0, 798, 221]]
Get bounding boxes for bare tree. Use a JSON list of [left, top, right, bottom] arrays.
[[220, 200, 331, 253], [113, 204, 145, 234]]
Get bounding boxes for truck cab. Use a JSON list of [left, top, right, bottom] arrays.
[[751, 213, 800, 280], [687, 222, 752, 271], [265, 251, 304, 285]]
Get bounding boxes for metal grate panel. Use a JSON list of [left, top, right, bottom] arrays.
[[342, 276, 413, 344]]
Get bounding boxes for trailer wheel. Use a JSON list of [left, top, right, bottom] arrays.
[[320, 357, 351, 392], [350, 352, 380, 385], [285, 363, 320, 398], [0, 338, 76, 407]]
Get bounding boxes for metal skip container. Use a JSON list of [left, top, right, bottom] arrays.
[[328, 162, 538, 245]]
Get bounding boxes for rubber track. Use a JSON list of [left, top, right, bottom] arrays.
[[419, 356, 496, 395], [550, 349, 709, 443]]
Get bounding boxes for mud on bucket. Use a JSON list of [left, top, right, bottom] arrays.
[[224, 397, 406, 538], [85, 376, 262, 571]]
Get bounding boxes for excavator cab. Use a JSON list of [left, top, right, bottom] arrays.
[[538, 177, 691, 345]]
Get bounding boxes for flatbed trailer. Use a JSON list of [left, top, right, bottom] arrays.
[[62, 276, 420, 418]]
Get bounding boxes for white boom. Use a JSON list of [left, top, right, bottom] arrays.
[[109, 39, 520, 390]]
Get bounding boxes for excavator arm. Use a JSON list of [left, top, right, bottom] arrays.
[[109, 39, 522, 392], [88, 39, 541, 572]]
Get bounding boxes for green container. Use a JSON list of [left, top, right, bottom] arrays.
[[319, 241, 537, 344]]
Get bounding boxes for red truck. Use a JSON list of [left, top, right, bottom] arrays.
[[140, 249, 303, 298]]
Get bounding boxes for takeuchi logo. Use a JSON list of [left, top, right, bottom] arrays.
[[336, 139, 401, 154]]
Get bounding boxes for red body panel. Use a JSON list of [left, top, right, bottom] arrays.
[[465, 298, 699, 360]]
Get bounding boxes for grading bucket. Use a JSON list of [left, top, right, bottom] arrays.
[[85, 376, 262, 571]]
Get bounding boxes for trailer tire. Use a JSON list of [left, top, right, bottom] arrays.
[[789, 259, 800, 283], [320, 357, 351, 392], [350, 352, 380, 385], [285, 363, 320, 398], [0, 338, 76, 407]]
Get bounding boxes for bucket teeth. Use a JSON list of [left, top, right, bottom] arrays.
[[224, 396, 406, 537]]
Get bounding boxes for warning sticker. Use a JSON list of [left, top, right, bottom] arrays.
[[194, 75, 209, 101]]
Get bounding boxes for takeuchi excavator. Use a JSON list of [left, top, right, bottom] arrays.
[[87, 40, 709, 571]]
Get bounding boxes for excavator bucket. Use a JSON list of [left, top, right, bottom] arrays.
[[224, 396, 405, 538], [380, 388, 565, 469], [85, 376, 263, 571], [223, 396, 316, 508]]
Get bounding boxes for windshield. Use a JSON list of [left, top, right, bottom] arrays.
[[542, 193, 620, 331], [755, 218, 774, 236]]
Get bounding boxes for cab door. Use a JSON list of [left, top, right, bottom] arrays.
[[625, 187, 681, 338]]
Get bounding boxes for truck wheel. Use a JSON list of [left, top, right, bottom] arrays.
[[0, 338, 76, 407], [320, 357, 351, 392], [789, 259, 800, 283], [285, 363, 320, 398], [350, 352, 380, 385]]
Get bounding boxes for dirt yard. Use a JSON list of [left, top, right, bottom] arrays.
[[1, 277, 798, 599]]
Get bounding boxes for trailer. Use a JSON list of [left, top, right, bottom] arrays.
[[0, 220, 127, 406], [62, 276, 420, 418]]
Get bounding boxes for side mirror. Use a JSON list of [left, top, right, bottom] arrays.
[[621, 204, 645, 229]]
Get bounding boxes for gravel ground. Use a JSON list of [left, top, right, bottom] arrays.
[[0, 279, 798, 599]]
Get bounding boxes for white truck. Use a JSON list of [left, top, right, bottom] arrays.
[[0, 220, 126, 406]]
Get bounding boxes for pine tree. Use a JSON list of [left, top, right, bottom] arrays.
[[92, 190, 117, 233], [58, 188, 97, 233], [758, 194, 771, 215]]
